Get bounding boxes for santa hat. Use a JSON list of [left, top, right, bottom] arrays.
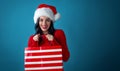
[[33, 4, 60, 24]]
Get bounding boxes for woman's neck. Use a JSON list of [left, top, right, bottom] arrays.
[[43, 31, 48, 35]]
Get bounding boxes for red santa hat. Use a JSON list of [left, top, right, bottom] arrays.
[[33, 4, 60, 24]]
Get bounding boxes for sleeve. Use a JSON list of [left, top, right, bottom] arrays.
[[56, 30, 70, 62], [28, 35, 39, 47]]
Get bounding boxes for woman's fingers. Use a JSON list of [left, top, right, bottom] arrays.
[[46, 34, 54, 41], [33, 34, 40, 41]]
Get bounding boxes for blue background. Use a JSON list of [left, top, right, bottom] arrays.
[[0, 0, 120, 71]]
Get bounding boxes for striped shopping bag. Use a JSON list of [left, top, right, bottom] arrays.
[[24, 46, 63, 71]]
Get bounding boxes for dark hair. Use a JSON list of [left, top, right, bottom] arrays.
[[35, 18, 55, 44]]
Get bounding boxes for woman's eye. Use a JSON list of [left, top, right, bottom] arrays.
[[46, 18, 51, 22], [40, 19, 43, 22], [46, 19, 51, 22]]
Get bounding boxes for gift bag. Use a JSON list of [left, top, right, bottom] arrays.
[[24, 46, 63, 71]]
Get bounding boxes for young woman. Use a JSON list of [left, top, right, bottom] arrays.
[[28, 16, 70, 62], [27, 4, 70, 70]]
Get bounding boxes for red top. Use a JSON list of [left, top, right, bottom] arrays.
[[28, 29, 70, 62]]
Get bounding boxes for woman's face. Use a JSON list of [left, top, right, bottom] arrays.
[[39, 16, 51, 34]]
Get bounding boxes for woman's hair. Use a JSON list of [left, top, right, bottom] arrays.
[[35, 17, 55, 44]]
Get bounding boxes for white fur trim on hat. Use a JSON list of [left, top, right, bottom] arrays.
[[33, 8, 55, 24], [55, 13, 60, 21]]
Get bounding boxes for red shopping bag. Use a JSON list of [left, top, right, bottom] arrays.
[[24, 46, 63, 71]]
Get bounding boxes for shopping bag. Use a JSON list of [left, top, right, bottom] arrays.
[[24, 46, 63, 71]]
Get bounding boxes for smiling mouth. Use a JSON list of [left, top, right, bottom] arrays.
[[42, 26, 48, 29]]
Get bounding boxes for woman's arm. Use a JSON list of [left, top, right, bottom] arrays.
[[55, 30, 70, 62]]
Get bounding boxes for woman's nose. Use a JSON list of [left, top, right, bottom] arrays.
[[42, 20, 47, 25]]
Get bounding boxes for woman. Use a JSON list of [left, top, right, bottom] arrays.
[[27, 4, 70, 70]]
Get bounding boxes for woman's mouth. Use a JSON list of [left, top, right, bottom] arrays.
[[42, 26, 48, 29]]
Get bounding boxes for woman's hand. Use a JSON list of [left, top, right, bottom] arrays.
[[33, 34, 40, 41], [46, 34, 54, 41]]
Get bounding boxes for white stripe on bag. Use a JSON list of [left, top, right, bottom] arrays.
[[25, 49, 62, 53], [25, 60, 62, 64], [25, 66, 63, 70], [25, 54, 62, 59]]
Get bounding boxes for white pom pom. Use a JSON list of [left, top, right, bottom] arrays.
[[55, 13, 60, 21]]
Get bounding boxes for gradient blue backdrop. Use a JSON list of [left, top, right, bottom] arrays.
[[0, 0, 120, 71]]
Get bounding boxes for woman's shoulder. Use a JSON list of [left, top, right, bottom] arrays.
[[55, 29, 65, 34], [55, 29, 64, 33], [54, 29, 65, 36]]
